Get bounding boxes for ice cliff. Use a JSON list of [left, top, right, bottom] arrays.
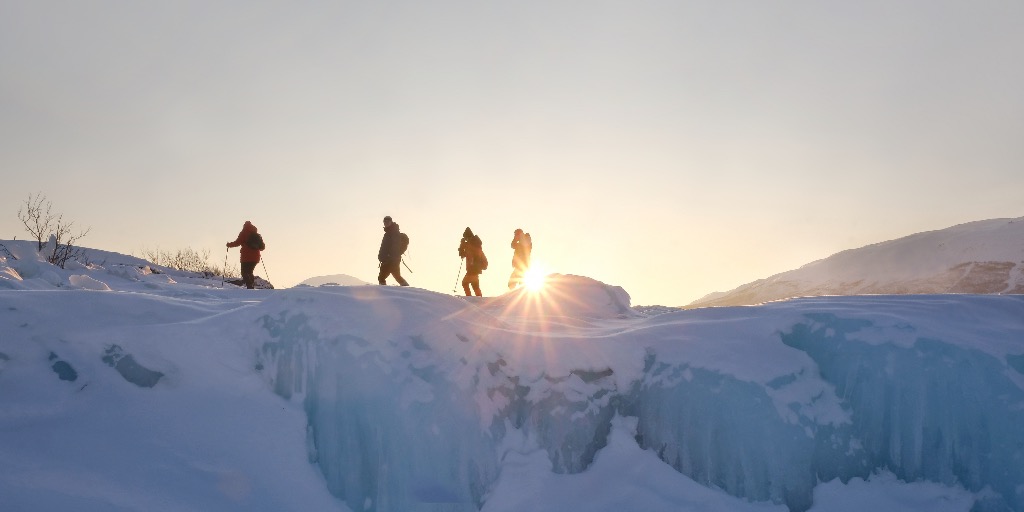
[[249, 276, 1024, 511]]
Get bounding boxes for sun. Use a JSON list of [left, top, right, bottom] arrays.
[[522, 266, 547, 292]]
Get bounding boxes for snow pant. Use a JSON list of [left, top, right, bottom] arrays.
[[463, 272, 481, 296], [378, 261, 409, 286], [241, 261, 257, 289]]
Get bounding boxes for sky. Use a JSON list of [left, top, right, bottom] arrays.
[[1, 0, 1022, 305]]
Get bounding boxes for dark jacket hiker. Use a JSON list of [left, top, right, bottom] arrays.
[[459, 227, 486, 296], [378, 216, 409, 286]]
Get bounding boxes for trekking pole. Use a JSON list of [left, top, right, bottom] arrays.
[[261, 258, 271, 287], [222, 247, 228, 288], [452, 259, 463, 294], [401, 257, 413, 273]]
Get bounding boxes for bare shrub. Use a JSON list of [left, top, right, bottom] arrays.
[[47, 220, 91, 269], [17, 192, 91, 268], [140, 247, 238, 278], [17, 192, 56, 251]]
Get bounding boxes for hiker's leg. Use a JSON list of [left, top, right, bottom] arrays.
[[393, 264, 409, 286], [241, 262, 257, 289]]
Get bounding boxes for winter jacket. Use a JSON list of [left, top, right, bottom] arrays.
[[227, 221, 261, 263], [378, 223, 403, 264], [511, 233, 531, 270], [460, 235, 486, 274]]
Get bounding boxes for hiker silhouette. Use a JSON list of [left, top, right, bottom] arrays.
[[458, 227, 486, 296], [377, 216, 409, 286]]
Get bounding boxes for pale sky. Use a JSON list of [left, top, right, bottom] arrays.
[[2, 1, 1022, 305]]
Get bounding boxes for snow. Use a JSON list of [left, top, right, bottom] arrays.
[[298, 274, 373, 287], [1, 239, 1023, 511], [68, 274, 113, 290], [811, 471, 978, 512]]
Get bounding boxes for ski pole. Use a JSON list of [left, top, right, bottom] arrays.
[[261, 258, 271, 287], [452, 259, 463, 294], [401, 257, 413, 273], [222, 247, 228, 288]]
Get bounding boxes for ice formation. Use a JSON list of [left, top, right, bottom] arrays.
[[250, 278, 1024, 511]]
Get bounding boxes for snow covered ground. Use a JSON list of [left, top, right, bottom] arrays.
[[1, 240, 1022, 511], [298, 274, 373, 287]]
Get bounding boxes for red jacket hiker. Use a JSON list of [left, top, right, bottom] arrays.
[[227, 221, 261, 263], [226, 221, 262, 289]]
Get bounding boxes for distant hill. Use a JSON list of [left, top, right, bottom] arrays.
[[296, 274, 372, 287], [688, 217, 1024, 308]]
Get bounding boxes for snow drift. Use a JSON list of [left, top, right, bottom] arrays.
[[297, 274, 373, 287]]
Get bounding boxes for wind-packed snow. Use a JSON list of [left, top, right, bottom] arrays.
[[2, 240, 1023, 511], [691, 217, 1024, 307], [298, 274, 373, 287]]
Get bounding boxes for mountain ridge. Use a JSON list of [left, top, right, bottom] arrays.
[[688, 217, 1024, 308]]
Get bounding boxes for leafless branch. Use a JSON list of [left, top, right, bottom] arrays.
[[17, 192, 55, 251]]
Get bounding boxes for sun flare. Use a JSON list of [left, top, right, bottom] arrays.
[[523, 266, 547, 292]]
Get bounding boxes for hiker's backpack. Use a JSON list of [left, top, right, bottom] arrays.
[[246, 232, 265, 251], [475, 235, 488, 271], [398, 233, 409, 255]]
